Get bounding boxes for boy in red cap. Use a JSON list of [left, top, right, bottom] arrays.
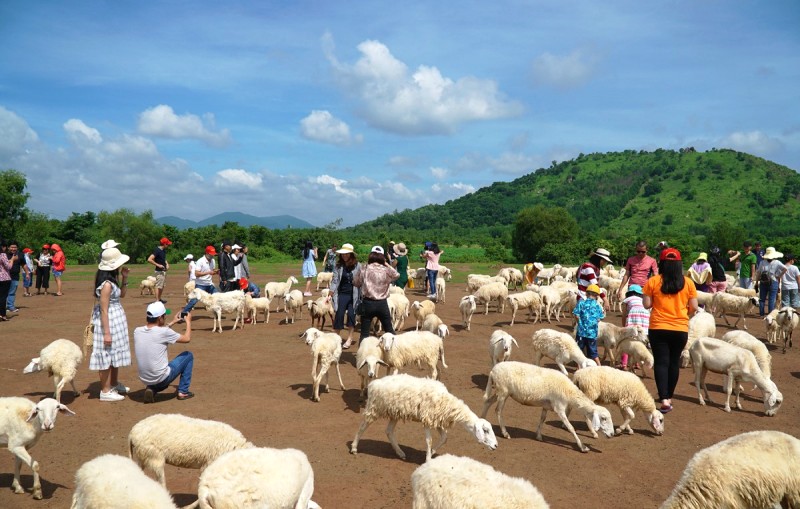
[[147, 237, 172, 304], [22, 248, 34, 296], [177, 245, 219, 321]]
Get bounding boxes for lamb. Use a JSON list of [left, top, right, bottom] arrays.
[[387, 292, 410, 331], [139, 277, 156, 296], [710, 292, 758, 330], [689, 337, 783, 415], [434, 277, 446, 303], [355, 336, 388, 400], [379, 331, 448, 380], [473, 281, 508, 315], [720, 330, 772, 380], [128, 413, 254, 488], [506, 290, 541, 326], [308, 295, 334, 330], [489, 330, 519, 366], [534, 286, 562, 323], [573, 366, 665, 436], [776, 306, 799, 353], [438, 265, 453, 281], [764, 308, 781, 344], [300, 327, 346, 402], [315, 271, 332, 290], [411, 300, 436, 330], [725, 286, 757, 298], [421, 313, 449, 339], [660, 430, 800, 509], [531, 328, 596, 375], [694, 290, 713, 309], [411, 454, 550, 509], [264, 275, 299, 310], [23, 338, 83, 402], [595, 323, 647, 365], [244, 293, 271, 324], [481, 361, 614, 452], [616, 335, 654, 378], [186, 288, 246, 333], [459, 295, 477, 331], [0, 397, 75, 499], [197, 447, 320, 509], [350, 373, 497, 462], [681, 309, 717, 368], [184, 280, 195, 298], [71, 454, 178, 509], [283, 289, 305, 324]]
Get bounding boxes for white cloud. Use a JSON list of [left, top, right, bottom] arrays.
[[64, 119, 102, 145], [214, 169, 264, 189], [300, 110, 361, 146], [0, 106, 39, 157], [324, 34, 523, 135], [721, 130, 783, 155], [532, 49, 598, 90], [430, 166, 448, 179], [137, 105, 231, 147]]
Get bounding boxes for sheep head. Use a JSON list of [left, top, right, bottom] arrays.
[[379, 333, 397, 351], [763, 384, 783, 417], [300, 327, 323, 345], [437, 324, 450, 339], [23, 357, 43, 374], [26, 398, 75, 432], [465, 418, 498, 452], [591, 406, 615, 438], [357, 357, 388, 378], [648, 409, 665, 435], [288, 276, 299, 284]]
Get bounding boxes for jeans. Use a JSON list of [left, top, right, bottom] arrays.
[[181, 284, 217, 315], [334, 293, 356, 330], [148, 351, 193, 394], [359, 298, 394, 340], [247, 282, 260, 298], [649, 329, 688, 401], [427, 269, 438, 296], [6, 279, 19, 310], [739, 277, 752, 290], [759, 280, 780, 315], [782, 288, 800, 308]]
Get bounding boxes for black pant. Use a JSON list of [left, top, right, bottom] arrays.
[[0, 280, 10, 317], [649, 329, 688, 401], [359, 298, 394, 340], [36, 266, 50, 290]]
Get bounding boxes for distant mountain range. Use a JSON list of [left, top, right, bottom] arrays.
[[157, 212, 315, 230]]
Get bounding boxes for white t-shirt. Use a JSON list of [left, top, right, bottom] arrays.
[[187, 260, 196, 282], [232, 254, 244, 280], [782, 264, 799, 290], [133, 325, 181, 385], [195, 256, 215, 286]]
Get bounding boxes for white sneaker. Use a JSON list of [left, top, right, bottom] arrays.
[[100, 389, 125, 402], [114, 382, 130, 394]]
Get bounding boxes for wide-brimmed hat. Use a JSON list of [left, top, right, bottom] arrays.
[[98, 248, 130, 271], [393, 243, 408, 256], [336, 243, 355, 254], [592, 248, 612, 263], [533, 262, 544, 271], [696, 252, 708, 262], [184, 254, 194, 261], [660, 248, 682, 261], [371, 245, 384, 254], [205, 245, 217, 256], [763, 247, 783, 260], [146, 301, 170, 318], [160, 237, 172, 246], [101, 239, 120, 250]]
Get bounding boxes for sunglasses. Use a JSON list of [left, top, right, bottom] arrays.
[[636, 250, 647, 254]]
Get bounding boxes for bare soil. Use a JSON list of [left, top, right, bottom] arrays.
[[1, 266, 798, 508]]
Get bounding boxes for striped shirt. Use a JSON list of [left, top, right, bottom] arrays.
[[577, 262, 605, 300], [623, 295, 650, 330]]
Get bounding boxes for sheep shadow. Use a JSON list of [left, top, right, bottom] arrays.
[[341, 388, 364, 413], [347, 439, 428, 463], [497, 423, 600, 452], [791, 371, 800, 380], [288, 382, 315, 401], [22, 391, 81, 405], [0, 474, 67, 499], [173, 493, 198, 507], [470, 373, 489, 390]]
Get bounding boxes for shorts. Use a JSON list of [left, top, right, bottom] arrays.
[[154, 272, 166, 289], [52, 269, 63, 278], [576, 336, 598, 360]]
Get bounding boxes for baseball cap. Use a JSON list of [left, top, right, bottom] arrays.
[[627, 284, 643, 295], [371, 245, 384, 254], [160, 237, 172, 246], [586, 284, 601, 295], [184, 254, 194, 261], [205, 245, 217, 256], [146, 301, 171, 318], [660, 248, 682, 261]]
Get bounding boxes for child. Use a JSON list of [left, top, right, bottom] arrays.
[[619, 284, 650, 370], [573, 284, 605, 366]]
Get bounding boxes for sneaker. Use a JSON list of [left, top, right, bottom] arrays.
[[143, 388, 155, 404], [8, 308, 19, 313], [177, 391, 195, 400], [159, 299, 168, 304], [100, 389, 125, 402], [114, 382, 130, 394]]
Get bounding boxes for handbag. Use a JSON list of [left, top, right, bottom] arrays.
[[83, 297, 98, 357]]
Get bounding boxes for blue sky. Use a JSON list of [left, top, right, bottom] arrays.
[[1, 1, 798, 226]]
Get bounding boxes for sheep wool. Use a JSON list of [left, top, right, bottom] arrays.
[[23, 338, 83, 403], [531, 328, 596, 375], [380, 331, 448, 380], [71, 454, 178, 509]]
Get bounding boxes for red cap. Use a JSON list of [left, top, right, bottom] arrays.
[[205, 245, 217, 256], [660, 248, 682, 261], [23, 248, 33, 254], [42, 244, 50, 249], [160, 237, 172, 246], [239, 278, 249, 290]]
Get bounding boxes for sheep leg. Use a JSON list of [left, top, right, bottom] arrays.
[[616, 407, 635, 435], [555, 409, 589, 453], [431, 428, 448, 458], [350, 416, 376, 455], [424, 427, 434, 461], [54, 375, 65, 402], [495, 394, 511, 439], [510, 308, 517, 326], [322, 364, 330, 393], [10, 446, 41, 499], [723, 371, 735, 412], [70, 378, 80, 397], [535, 408, 549, 442], [484, 301, 490, 315], [555, 358, 569, 376], [385, 419, 406, 459], [583, 415, 598, 439], [334, 362, 346, 391], [694, 365, 707, 406], [531, 352, 543, 367], [311, 356, 321, 402], [733, 378, 744, 410]]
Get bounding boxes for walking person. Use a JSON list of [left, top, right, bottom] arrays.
[[421, 242, 443, 300], [619, 284, 650, 370], [728, 241, 757, 289], [184, 254, 196, 285], [5, 242, 21, 312], [392, 243, 409, 290], [577, 248, 612, 303], [354, 246, 399, 342], [218, 240, 242, 292], [706, 247, 728, 294], [755, 247, 785, 316], [0, 240, 17, 321], [49, 243, 66, 296], [301, 241, 318, 297], [179, 246, 219, 319], [618, 241, 658, 301], [330, 243, 361, 349], [780, 254, 800, 309], [323, 244, 337, 273], [34, 244, 51, 295], [21, 248, 33, 297], [573, 284, 605, 366], [643, 248, 698, 414], [147, 237, 171, 303]]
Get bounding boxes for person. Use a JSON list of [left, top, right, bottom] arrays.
[[34, 244, 51, 295], [147, 237, 171, 303], [643, 248, 698, 414], [687, 253, 712, 293], [728, 241, 757, 289], [184, 254, 196, 285], [706, 247, 728, 294], [354, 246, 399, 342], [524, 262, 543, 285], [618, 241, 658, 301], [655, 241, 669, 258], [0, 240, 16, 321], [755, 247, 785, 316], [21, 248, 33, 297], [421, 242, 443, 300], [217, 240, 242, 292], [330, 243, 361, 349], [323, 244, 337, 273], [577, 248, 612, 302], [5, 242, 20, 312], [89, 247, 132, 401], [420, 242, 432, 292], [572, 284, 604, 366], [392, 243, 409, 290], [134, 301, 194, 403], [619, 284, 650, 370], [780, 254, 800, 309], [753, 241, 765, 266], [386, 241, 397, 264], [301, 241, 318, 297], [50, 243, 66, 296], [231, 244, 245, 282], [179, 245, 219, 319]]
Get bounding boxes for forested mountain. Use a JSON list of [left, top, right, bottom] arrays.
[[157, 212, 313, 229]]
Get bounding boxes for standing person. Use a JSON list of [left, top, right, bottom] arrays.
[[218, 240, 242, 292], [184, 254, 196, 285], [323, 244, 337, 273], [330, 243, 361, 349], [0, 240, 16, 321], [392, 243, 409, 290], [753, 241, 765, 266], [643, 248, 698, 414], [524, 262, 543, 286], [134, 301, 194, 403], [780, 254, 800, 309], [755, 247, 785, 316], [728, 241, 757, 289], [239, 245, 260, 297], [301, 241, 318, 297], [386, 241, 397, 264], [420, 242, 432, 292], [577, 248, 612, 302], [50, 243, 66, 296], [354, 246, 399, 342], [147, 237, 171, 303], [572, 284, 605, 366], [89, 248, 132, 402], [21, 248, 33, 297], [179, 246, 219, 319], [619, 284, 650, 370], [687, 253, 712, 293], [34, 244, 51, 295], [5, 242, 21, 312], [706, 247, 728, 294], [618, 241, 658, 301], [421, 242, 443, 300]]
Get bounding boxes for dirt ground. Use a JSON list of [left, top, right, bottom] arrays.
[[1, 265, 798, 508]]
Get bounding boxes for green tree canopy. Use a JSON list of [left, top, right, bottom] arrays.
[[512, 205, 579, 262], [0, 169, 30, 240]]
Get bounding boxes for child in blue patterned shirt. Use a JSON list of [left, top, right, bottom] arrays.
[[573, 284, 605, 366]]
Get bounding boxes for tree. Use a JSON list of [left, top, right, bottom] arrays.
[[0, 169, 31, 240], [511, 206, 579, 262], [96, 209, 161, 263]]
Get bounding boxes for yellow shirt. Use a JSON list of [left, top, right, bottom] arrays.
[[643, 275, 697, 332]]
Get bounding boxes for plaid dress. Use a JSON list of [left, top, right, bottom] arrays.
[[89, 281, 131, 370]]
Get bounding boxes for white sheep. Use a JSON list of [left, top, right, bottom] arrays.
[[315, 271, 333, 290], [660, 430, 800, 509], [711, 292, 758, 330], [244, 293, 271, 324], [694, 290, 713, 309], [508, 267, 524, 290], [23, 338, 83, 402], [71, 454, 178, 509], [187, 288, 246, 333], [725, 286, 757, 298], [689, 337, 783, 415], [531, 328, 596, 375], [389, 285, 405, 295], [184, 280, 195, 298], [459, 295, 477, 331], [308, 295, 334, 330], [573, 366, 665, 436], [434, 277, 446, 303], [355, 336, 388, 401], [466, 273, 494, 292], [481, 361, 614, 452], [139, 277, 156, 295], [472, 281, 508, 315], [536, 264, 562, 285], [128, 413, 253, 488], [300, 327, 346, 402], [379, 331, 448, 380], [594, 322, 645, 365], [680, 309, 717, 368], [421, 313, 449, 339], [616, 334, 654, 378], [720, 330, 772, 381], [264, 275, 299, 311], [387, 292, 410, 331], [350, 373, 497, 462], [438, 265, 453, 281], [776, 306, 799, 353], [764, 308, 781, 344], [506, 290, 542, 326], [411, 300, 436, 330], [283, 289, 305, 324], [197, 447, 320, 509], [534, 285, 562, 323], [0, 397, 75, 499], [489, 330, 519, 366], [411, 454, 550, 509]]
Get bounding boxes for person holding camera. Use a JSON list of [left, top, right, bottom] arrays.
[[354, 246, 399, 342]]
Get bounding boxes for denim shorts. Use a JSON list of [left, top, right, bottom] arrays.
[[576, 336, 598, 359], [52, 269, 63, 278]]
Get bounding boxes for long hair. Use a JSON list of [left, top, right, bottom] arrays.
[[430, 242, 440, 255], [93, 269, 119, 295], [336, 252, 358, 269], [588, 254, 604, 267], [302, 241, 313, 260], [368, 252, 385, 265], [659, 260, 685, 294]]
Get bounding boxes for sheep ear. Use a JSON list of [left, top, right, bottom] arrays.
[[25, 407, 38, 422], [591, 411, 602, 431], [377, 360, 390, 367], [23, 358, 40, 374], [58, 404, 76, 416], [356, 359, 366, 370], [511, 338, 519, 347]]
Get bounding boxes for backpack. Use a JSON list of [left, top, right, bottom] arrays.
[[759, 263, 771, 284]]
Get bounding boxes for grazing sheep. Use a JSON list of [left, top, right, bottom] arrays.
[[473, 282, 508, 315], [411, 454, 550, 509], [139, 277, 156, 296], [197, 448, 320, 509], [411, 300, 436, 330], [660, 430, 800, 509], [534, 286, 562, 323], [531, 328, 596, 375], [481, 362, 614, 452], [720, 330, 772, 380], [23, 339, 83, 402], [694, 290, 713, 309], [434, 277, 446, 303], [355, 336, 388, 401], [264, 275, 299, 311], [725, 286, 757, 298], [466, 274, 505, 292], [379, 331, 448, 380], [283, 289, 305, 324], [616, 335, 654, 378], [489, 330, 519, 366], [506, 290, 542, 326], [711, 293, 758, 330], [71, 454, 178, 509], [594, 322, 645, 365], [315, 271, 332, 290], [350, 374, 497, 462], [681, 309, 717, 368], [184, 280, 196, 298], [301, 327, 346, 402], [308, 295, 334, 330], [187, 288, 246, 333], [244, 293, 271, 324], [776, 306, 799, 353], [128, 413, 253, 488], [573, 366, 665, 436], [689, 337, 783, 415], [536, 264, 562, 285], [0, 397, 75, 499], [387, 292, 410, 331], [459, 295, 477, 331], [764, 308, 781, 344], [421, 313, 449, 339]]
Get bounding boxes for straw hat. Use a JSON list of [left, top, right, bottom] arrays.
[[763, 247, 783, 260], [101, 239, 120, 249], [98, 248, 130, 271], [336, 243, 355, 254], [592, 248, 612, 263], [393, 243, 408, 256]]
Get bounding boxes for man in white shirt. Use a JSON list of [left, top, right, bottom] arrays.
[[178, 246, 219, 319]]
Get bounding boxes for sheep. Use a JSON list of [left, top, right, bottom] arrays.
[[507, 267, 524, 290], [506, 290, 542, 326], [244, 293, 271, 325], [187, 288, 246, 333], [128, 413, 254, 488], [534, 285, 562, 323], [411, 454, 550, 509], [300, 327, 346, 402], [283, 289, 305, 324], [660, 430, 800, 509], [23, 338, 83, 402], [720, 330, 772, 381], [308, 295, 334, 330], [139, 277, 156, 296], [411, 300, 436, 330], [689, 337, 783, 415], [71, 454, 178, 509], [197, 447, 320, 509], [411, 268, 427, 288], [680, 309, 717, 368], [355, 336, 388, 401], [776, 306, 799, 353], [694, 290, 713, 309], [598, 276, 624, 312], [764, 308, 781, 344], [616, 335, 654, 378], [531, 328, 596, 376], [0, 397, 75, 499], [489, 330, 518, 366], [350, 373, 497, 462], [481, 361, 614, 452], [573, 366, 665, 436], [387, 292, 410, 331], [459, 295, 477, 331], [379, 331, 448, 380], [473, 281, 508, 315], [725, 286, 757, 298], [434, 277, 446, 303], [536, 264, 562, 285], [595, 323, 647, 365], [466, 274, 505, 292], [184, 280, 196, 298], [438, 265, 453, 281], [421, 313, 449, 339], [264, 275, 299, 311], [315, 271, 332, 290], [711, 292, 758, 330]]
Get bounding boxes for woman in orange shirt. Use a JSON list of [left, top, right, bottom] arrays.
[[642, 248, 698, 414]]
